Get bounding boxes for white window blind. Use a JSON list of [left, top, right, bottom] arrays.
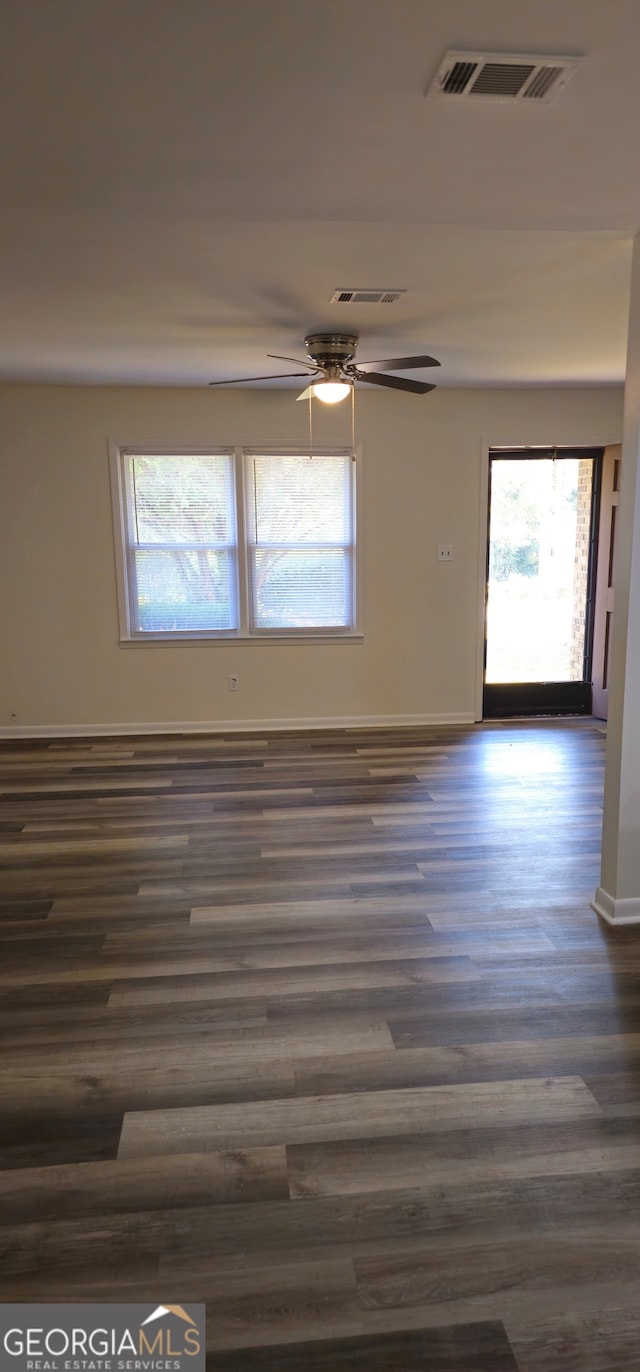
[[245, 452, 355, 632], [123, 452, 237, 633]]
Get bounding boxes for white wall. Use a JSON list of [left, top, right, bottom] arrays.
[[0, 383, 623, 734]]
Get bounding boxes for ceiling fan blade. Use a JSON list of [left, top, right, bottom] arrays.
[[356, 354, 441, 373], [267, 353, 320, 371], [356, 371, 436, 395], [208, 371, 313, 386]]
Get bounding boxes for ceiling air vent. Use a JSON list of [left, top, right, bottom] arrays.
[[428, 50, 581, 103], [330, 288, 406, 305]]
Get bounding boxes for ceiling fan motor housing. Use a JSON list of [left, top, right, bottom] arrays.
[[304, 334, 359, 369]]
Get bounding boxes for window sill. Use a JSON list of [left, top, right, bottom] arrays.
[[118, 633, 364, 648]]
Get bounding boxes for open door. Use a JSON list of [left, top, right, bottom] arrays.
[[591, 443, 621, 720], [483, 447, 602, 718]]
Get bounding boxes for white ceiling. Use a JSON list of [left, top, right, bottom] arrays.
[[1, 0, 639, 388]]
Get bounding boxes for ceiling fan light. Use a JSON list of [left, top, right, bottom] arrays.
[[311, 380, 351, 404]]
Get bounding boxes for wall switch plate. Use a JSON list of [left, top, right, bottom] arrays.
[[228, 674, 239, 692], [437, 545, 454, 561]]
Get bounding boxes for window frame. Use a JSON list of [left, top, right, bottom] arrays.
[[109, 441, 363, 644]]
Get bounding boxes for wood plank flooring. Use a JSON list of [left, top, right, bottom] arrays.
[[1, 719, 639, 1370]]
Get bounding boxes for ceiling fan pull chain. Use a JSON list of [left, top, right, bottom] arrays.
[[308, 387, 314, 458], [351, 384, 356, 459]]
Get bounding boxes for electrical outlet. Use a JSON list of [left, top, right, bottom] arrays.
[[228, 674, 239, 692], [437, 545, 454, 562]]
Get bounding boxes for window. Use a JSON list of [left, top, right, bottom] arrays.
[[116, 450, 238, 636], [245, 451, 355, 633], [110, 445, 359, 641]]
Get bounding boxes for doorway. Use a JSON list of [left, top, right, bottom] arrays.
[[483, 447, 603, 719]]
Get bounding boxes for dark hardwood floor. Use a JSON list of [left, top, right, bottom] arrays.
[[1, 719, 639, 1370]]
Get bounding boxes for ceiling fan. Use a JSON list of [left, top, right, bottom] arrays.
[[208, 333, 440, 402]]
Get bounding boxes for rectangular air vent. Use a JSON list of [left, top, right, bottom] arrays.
[[428, 50, 581, 103], [330, 288, 406, 305]]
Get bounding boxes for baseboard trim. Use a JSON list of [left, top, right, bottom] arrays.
[[0, 712, 476, 740], [592, 887, 640, 927]]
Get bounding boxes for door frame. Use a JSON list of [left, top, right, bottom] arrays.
[[474, 440, 491, 722], [475, 444, 603, 720], [591, 443, 621, 719]]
